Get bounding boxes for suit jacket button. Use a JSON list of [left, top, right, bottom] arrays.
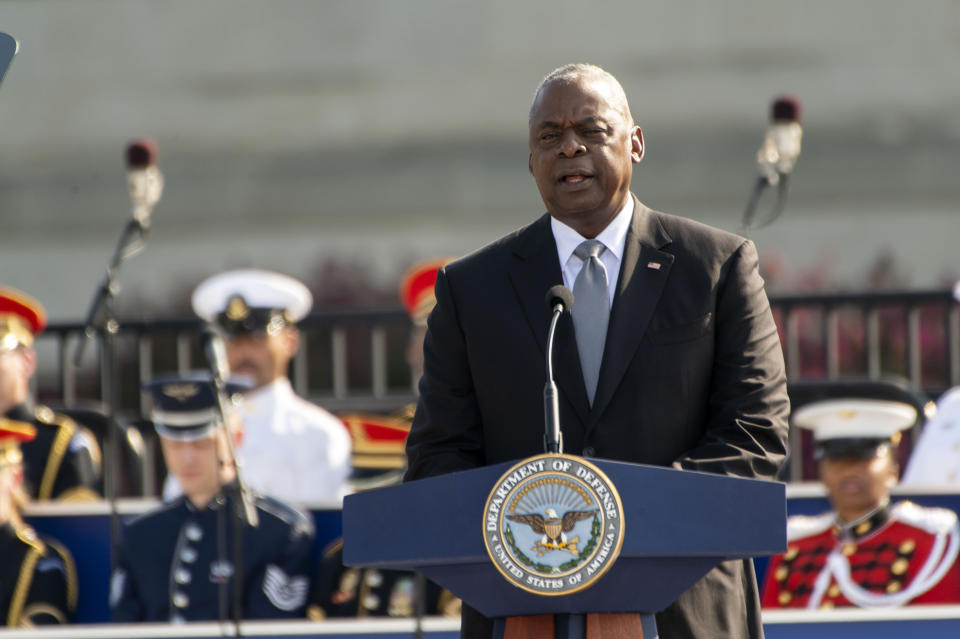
[[582, 447, 595, 457]]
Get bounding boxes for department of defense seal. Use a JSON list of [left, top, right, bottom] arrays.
[[482, 454, 625, 596]]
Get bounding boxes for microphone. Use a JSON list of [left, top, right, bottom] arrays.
[[543, 285, 573, 454], [546, 285, 574, 314], [125, 138, 163, 226], [741, 95, 802, 234], [756, 95, 802, 187], [200, 324, 231, 386], [71, 139, 162, 366]]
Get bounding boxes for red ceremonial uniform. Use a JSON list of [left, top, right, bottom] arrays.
[[762, 501, 960, 609]]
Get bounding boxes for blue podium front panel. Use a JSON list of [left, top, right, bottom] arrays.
[[344, 459, 786, 566], [345, 458, 786, 617]]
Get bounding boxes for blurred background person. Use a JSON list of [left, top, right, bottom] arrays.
[[1, 417, 77, 627], [399, 259, 450, 397], [111, 373, 315, 622], [307, 259, 460, 620], [890, 285, 960, 486], [308, 413, 459, 620], [762, 397, 960, 609], [0, 287, 101, 501], [902, 389, 960, 485], [164, 269, 350, 505], [337, 257, 450, 466]]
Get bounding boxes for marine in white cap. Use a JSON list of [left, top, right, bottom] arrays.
[[761, 398, 960, 609], [169, 269, 351, 506]]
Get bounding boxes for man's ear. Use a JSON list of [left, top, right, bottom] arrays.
[[528, 153, 534, 176], [631, 126, 644, 164]]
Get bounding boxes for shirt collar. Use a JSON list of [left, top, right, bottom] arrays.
[[550, 196, 634, 265], [246, 376, 292, 403], [833, 500, 891, 541]]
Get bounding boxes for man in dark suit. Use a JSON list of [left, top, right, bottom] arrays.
[[404, 63, 790, 638]]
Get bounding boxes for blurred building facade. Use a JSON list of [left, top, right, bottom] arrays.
[[0, 0, 958, 323]]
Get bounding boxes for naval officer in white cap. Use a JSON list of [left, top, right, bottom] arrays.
[[901, 281, 960, 485], [183, 269, 351, 506]]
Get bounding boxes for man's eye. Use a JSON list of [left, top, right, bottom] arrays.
[[540, 132, 558, 141]]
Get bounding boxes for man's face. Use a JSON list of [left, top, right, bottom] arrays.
[[225, 328, 298, 389], [819, 449, 898, 522], [528, 75, 643, 238], [160, 435, 222, 500], [0, 347, 35, 414]]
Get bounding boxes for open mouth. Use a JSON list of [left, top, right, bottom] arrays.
[[558, 172, 594, 185]]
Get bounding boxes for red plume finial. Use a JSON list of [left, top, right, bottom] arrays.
[[771, 96, 801, 123], [125, 138, 157, 169]]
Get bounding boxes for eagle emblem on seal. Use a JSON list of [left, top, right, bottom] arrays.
[[506, 507, 598, 556]]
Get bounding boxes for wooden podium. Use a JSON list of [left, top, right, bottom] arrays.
[[343, 458, 785, 638]]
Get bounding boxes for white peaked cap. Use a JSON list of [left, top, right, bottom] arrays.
[[191, 269, 313, 323], [793, 399, 917, 441]]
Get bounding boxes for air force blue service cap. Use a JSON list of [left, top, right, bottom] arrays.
[[191, 269, 312, 337], [144, 373, 251, 441], [793, 399, 917, 461]]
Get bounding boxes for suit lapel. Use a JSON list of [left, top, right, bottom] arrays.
[[589, 198, 674, 427], [507, 214, 591, 427]]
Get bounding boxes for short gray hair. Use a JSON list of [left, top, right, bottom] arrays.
[[529, 63, 632, 125]]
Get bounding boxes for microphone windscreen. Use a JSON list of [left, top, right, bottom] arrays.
[[771, 96, 801, 123], [126, 138, 157, 169], [545, 285, 574, 312]]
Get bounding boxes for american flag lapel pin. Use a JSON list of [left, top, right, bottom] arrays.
[[647, 261, 662, 270]]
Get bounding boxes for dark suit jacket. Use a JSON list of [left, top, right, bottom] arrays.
[[405, 197, 790, 638]]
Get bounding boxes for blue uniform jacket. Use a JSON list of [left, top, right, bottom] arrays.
[[110, 488, 314, 622]]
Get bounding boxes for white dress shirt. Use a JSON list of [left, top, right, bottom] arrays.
[[237, 377, 351, 507], [550, 196, 634, 307]]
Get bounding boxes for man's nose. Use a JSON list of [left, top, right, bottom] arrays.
[[557, 130, 586, 157]]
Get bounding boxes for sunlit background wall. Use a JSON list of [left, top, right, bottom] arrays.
[[2, 0, 958, 321]]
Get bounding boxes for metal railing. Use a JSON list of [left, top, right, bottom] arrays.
[[772, 288, 958, 481], [773, 289, 959, 395], [38, 288, 958, 414], [37, 308, 415, 421], [33, 288, 960, 487]]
